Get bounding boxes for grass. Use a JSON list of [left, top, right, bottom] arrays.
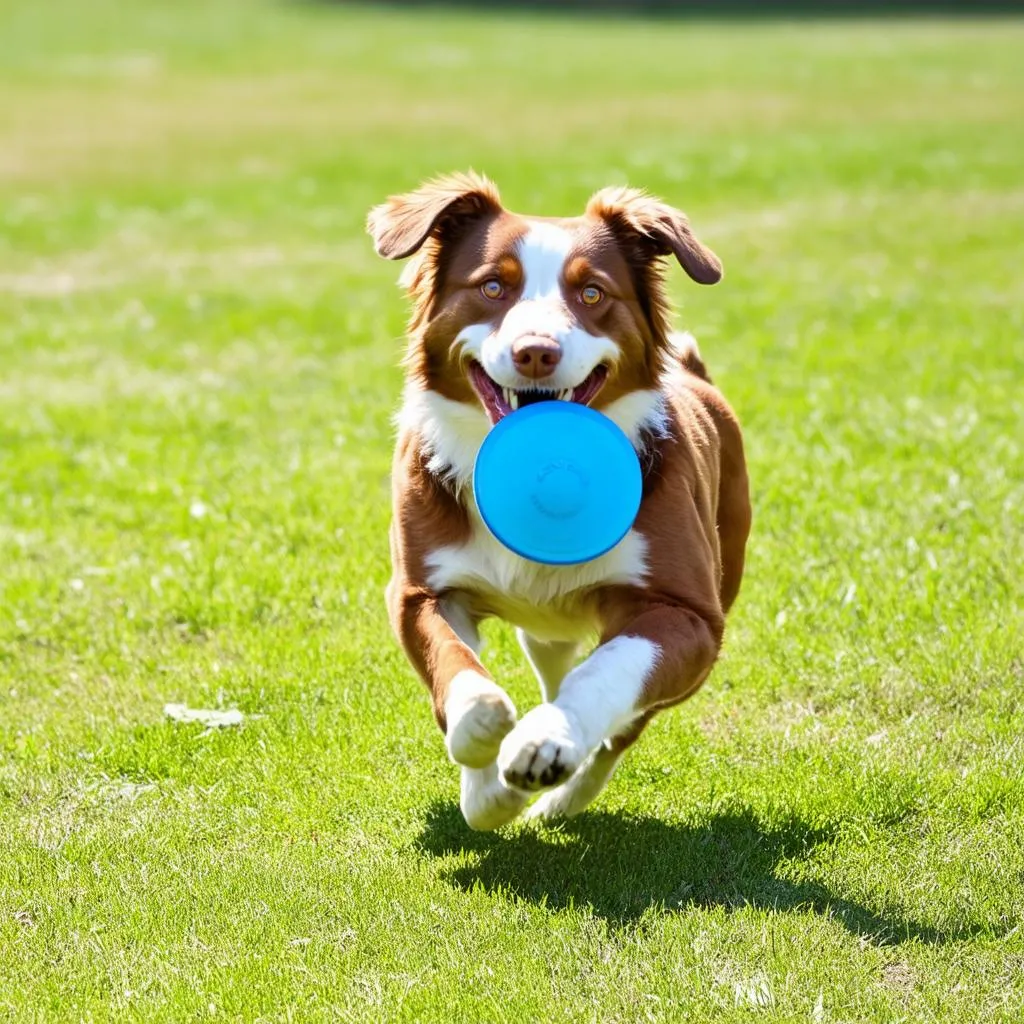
[[1, 0, 1023, 1019]]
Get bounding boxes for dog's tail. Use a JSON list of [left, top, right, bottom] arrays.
[[669, 331, 712, 383]]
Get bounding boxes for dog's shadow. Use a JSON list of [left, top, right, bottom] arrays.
[[414, 801, 993, 943]]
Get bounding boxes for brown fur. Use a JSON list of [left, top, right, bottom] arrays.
[[385, 436, 476, 731], [369, 173, 750, 791]]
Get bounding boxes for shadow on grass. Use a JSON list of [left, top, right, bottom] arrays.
[[414, 801, 994, 943]]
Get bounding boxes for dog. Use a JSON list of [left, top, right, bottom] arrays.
[[367, 173, 751, 830]]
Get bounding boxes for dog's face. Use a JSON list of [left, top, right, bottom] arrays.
[[368, 172, 721, 429]]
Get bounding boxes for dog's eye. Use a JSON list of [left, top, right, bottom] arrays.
[[580, 285, 604, 306], [480, 279, 505, 300]]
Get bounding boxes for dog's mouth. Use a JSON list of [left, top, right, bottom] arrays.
[[468, 362, 608, 425]]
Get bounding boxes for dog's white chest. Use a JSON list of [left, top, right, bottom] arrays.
[[426, 516, 648, 641]]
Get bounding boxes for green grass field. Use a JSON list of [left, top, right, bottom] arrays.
[[2, 1, 1023, 1019]]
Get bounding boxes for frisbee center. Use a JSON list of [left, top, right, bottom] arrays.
[[532, 461, 587, 520]]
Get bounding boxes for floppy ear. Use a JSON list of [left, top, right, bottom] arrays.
[[586, 186, 722, 285], [367, 171, 503, 260]]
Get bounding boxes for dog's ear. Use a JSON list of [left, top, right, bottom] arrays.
[[367, 171, 503, 260], [586, 186, 722, 285]]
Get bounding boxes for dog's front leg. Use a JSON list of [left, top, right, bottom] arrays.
[[391, 585, 528, 830], [497, 601, 722, 793], [390, 584, 518, 770]]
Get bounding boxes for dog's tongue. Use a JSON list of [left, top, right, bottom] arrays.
[[468, 363, 512, 424], [572, 365, 608, 405]]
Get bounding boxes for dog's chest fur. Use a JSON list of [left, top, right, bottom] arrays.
[[425, 510, 649, 642]]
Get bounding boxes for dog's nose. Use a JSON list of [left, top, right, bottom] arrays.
[[512, 336, 562, 379]]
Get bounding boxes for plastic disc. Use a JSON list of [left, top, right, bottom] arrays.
[[473, 401, 642, 566]]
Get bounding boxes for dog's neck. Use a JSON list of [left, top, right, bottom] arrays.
[[398, 384, 670, 499]]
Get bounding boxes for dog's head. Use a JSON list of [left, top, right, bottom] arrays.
[[368, 172, 720, 474]]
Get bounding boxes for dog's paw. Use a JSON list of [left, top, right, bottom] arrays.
[[497, 703, 586, 792], [445, 671, 517, 769], [524, 744, 619, 822], [524, 786, 579, 822], [460, 764, 528, 831]]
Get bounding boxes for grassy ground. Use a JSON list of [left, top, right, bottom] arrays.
[[2, 1, 1023, 1020]]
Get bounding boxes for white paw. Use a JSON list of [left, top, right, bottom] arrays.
[[497, 703, 586, 792], [445, 671, 516, 769], [524, 745, 620, 821], [460, 764, 528, 831], [524, 786, 580, 822]]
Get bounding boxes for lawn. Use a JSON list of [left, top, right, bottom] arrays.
[[1, 0, 1023, 1020]]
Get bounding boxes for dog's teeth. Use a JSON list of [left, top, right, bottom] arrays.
[[561, 389, 571, 401], [502, 388, 511, 408], [510, 392, 519, 410]]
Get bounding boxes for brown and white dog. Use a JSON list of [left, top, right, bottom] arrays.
[[368, 173, 751, 830]]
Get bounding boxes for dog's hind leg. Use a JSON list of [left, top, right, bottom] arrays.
[[460, 763, 528, 831], [517, 630, 578, 702]]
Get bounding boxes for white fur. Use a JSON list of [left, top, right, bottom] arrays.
[[498, 635, 659, 791], [427, 516, 648, 643], [557, 635, 659, 748], [669, 330, 701, 361], [444, 669, 516, 769], [460, 763, 528, 831], [525, 743, 623, 820], [398, 379, 665, 488], [519, 221, 573, 302], [498, 701, 587, 791], [456, 221, 621, 395], [396, 383, 489, 488], [453, 321, 491, 361], [605, 388, 669, 442]]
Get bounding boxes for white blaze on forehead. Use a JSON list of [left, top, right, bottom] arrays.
[[517, 220, 574, 299], [467, 219, 620, 390]]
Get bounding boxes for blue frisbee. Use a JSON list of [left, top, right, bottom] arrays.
[[473, 401, 642, 566]]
